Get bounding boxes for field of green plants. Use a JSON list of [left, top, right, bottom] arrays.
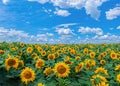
[[0, 42, 120, 86]]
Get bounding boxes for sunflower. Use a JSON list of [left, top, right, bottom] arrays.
[[90, 52, 96, 58], [41, 51, 46, 57], [57, 50, 62, 54], [37, 47, 43, 53], [35, 59, 45, 69], [91, 74, 107, 85], [32, 53, 38, 57], [0, 50, 5, 54], [38, 83, 45, 86], [18, 60, 24, 69], [43, 67, 54, 76], [83, 48, 88, 54], [100, 60, 106, 65], [75, 62, 84, 73], [47, 54, 55, 60], [20, 42, 24, 47], [20, 67, 35, 84], [75, 56, 80, 60], [54, 62, 70, 78], [110, 52, 117, 59], [115, 65, 120, 71], [5, 57, 19, 71], [117, 74, 120, 83], [94, 67, 108, 75], [27, 47, 33, 54]]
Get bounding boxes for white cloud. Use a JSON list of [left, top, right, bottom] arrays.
[[117, 26, 120, 29], [0, 27, 55, 43], [78, 27, 103, 35], [2, 0, 10, 4], [57, 23, 77, 28], [28, 0, 49, 4], [56, 28, 74, 35], [54, 8, 71, 17], [46, 33, 54, 36], [84, 0, 107, 20], [28, 0, 107, 19], [106, 7, 120, 20]]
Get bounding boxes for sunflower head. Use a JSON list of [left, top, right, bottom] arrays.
[[27, 47, 33, 54], [18, 60, 24, 69], [75, 62, 84, 73], [90, 52, 96, 58], [100, 60, 106, 65], [35, 59, 45, 69], [110, 52, 117, 59], [0, 50, 5, 54], [5, 57, 19, 71], [20, 67, 35, 84], [47, 54, 55, 60], [43, 67, 54, 76], [54, 62, 70, 78], [41, 51, 46, 57], [38, 83, 45, 86], [115, 65, 120, 71], [117, 74, 120, 83]]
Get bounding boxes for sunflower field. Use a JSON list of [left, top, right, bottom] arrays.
[[0, 42, 120, 86]]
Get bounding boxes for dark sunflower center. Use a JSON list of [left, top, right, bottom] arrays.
[[57, 65, 66, 74], [24, 71, 32, 79], [37, 61, 43, 66], [49, 55, 54, 59], [8, 59, 16, 66], [112, 54, 115, 57]]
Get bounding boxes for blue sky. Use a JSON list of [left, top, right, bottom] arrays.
[[0, 0, 120, 44]]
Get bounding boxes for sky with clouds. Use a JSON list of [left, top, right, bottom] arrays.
[[0, 0, 120, 44]]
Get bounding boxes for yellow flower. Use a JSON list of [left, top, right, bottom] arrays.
[[54, 62, 70, 78], [91, 74, 107, 85], [83, 48, 88, 54], [100, 60, 106, 65], [117, 74, 120, 83], [90, 52, 96, 58], [5, 57, 19, 71], [35, 59, 45, 69], [27, 47, 33, 54], [43, 67, 54, 76], [94, 67, 108, 75], [75, 56, 80, 60], [41, 51, 46, 57], [32, 53, 38, 57], [20, 42, 24, 47], [75, 62, 84, 73], [115, 65, 120, 71], [38, 83, 45, 86], [20, 67, 35, 84], [18, 60, 24, 69], [37, 47, 43, 53], [0, 50, 5, 54], [110, 52, 117, 59], [47, 54, 55, 60]]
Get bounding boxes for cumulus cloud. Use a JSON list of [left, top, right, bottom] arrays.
[[56, 28, 74, 35], [91, 34, 120, 43], [78, 27, 103, 35], [2, 0, 10, 4], [117, 26, 120, 29], [84, 0, 107, 20], [106, 7, 120, 20], [54, 8, 71, 17], [0, 27, 55, 43], [27, 0, 107, 19]]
